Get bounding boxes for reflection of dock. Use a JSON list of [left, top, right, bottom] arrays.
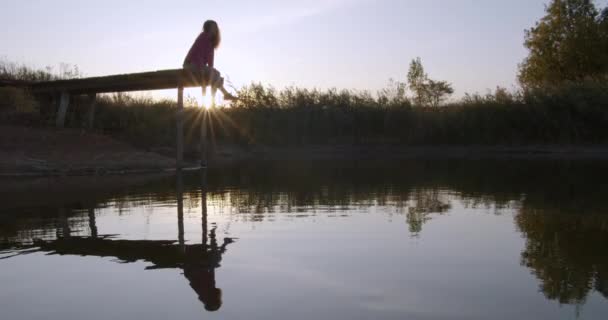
[[31, 169, 233, 312], [34, 236, 229, 270]]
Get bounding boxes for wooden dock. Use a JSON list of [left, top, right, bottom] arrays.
[[0, 68, 215, 168], [23, 68, 211, 94]]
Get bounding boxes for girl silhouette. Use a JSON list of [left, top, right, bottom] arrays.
[[184, 20, 238, 104]]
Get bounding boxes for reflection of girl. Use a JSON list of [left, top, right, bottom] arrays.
[[183, 20, 238, 103], [183, 227, 234, 312], [184, 266, 223, 312]]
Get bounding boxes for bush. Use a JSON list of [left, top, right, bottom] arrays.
[[68, 80, 607, 149], [0, 87, 40, 124]]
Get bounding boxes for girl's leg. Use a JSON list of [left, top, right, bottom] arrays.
[[201, 66, 216, 98], [207, 68, 238, 102], [209, 69, 221, 106], [211, 87, 217, 107], [201, 67, 208, 97], [213, 75, 238, 100], [220, 85, 238, 100]]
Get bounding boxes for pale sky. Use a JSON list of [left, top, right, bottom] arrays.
[[1, 0, 607, 98]]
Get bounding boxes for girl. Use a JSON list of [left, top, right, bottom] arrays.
[[183, 20, 237, 103]]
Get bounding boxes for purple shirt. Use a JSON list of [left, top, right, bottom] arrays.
[[184, 32, 214, 68]]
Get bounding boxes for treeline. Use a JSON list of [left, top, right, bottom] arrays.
[[54, 80, 605, 149], [2, 78, 608, 149]]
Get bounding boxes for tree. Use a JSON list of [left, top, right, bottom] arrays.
[[425, 80, 454, 108], [407, 57, 427, 106], [378, 78, 409, 106], [519, 0, 608, 87], [601, 7, 608, 64], [407, 57, 454, 107]]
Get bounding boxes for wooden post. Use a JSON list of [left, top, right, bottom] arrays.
[[176, 169, 185, 247], [201, 168, 208, 246], [88, 208, 98, 238], [86, 93, 97, 130], [55, 91, 70, 128], [176, 86, 184, 169], [59, 208, 71, 238], [200, 109, 208, 168]]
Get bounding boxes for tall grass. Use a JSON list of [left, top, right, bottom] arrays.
[[0, 60, 82, 124], [1, 60, 608, 147], [0, 59, 82, 81], [76, 81, 608, 150]]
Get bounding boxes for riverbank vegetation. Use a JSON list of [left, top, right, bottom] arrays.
[[16, 78, 603, 150], [1, 0, 608, 151]]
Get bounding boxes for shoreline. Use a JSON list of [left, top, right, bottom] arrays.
[[2, 124, 608, 178], [212, 144, 608, 162], [3, 144, 608, 178]]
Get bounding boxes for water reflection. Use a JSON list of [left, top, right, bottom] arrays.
[[517, 210, 608, 304], [1, 160, 608, 318], [406, 189, 451, 236], [4, 169, 234, 312]]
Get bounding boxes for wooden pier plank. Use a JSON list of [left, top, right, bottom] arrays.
[[6, 68, 213, 94], [1, 67, 216, 167]]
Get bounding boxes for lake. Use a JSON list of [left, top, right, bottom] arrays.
[[1, 159, 607, 320]]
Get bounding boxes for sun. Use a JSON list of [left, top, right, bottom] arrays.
[[201, 94, 213, 109], [185, 87, 227, 109]]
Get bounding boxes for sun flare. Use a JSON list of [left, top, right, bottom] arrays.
[[184, 87, 227, 109], [201, 93, 214, 109]]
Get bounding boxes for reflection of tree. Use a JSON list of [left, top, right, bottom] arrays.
[[516, 210, 608, 304], [4, 159, 608, 309], [596, 265, 608, 299], [406, 189, 451, 236]]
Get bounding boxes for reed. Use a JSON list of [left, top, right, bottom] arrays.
[[2, 61, 608, 148]]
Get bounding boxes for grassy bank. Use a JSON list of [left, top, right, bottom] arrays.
[[2, 61, 608, 152], [92, 81, 608, 150]]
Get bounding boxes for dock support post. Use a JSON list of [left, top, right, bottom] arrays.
[[176, 169, 185, 248], [55, 91, 70, 128], [58, 208, 71, 238], [88, 208, 98, 238], [86, 93, 97, 130], [200, 109, 208, 168], [176, 86, 184, 169], [201, 168, 208, 246]]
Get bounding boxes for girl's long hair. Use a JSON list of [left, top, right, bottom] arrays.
[[203, 20, 221, 49]]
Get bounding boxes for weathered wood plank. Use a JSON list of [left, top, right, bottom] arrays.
[[25, 68, 211, 94]]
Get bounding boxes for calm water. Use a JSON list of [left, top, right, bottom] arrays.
[[1, 160, 607, 320]]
